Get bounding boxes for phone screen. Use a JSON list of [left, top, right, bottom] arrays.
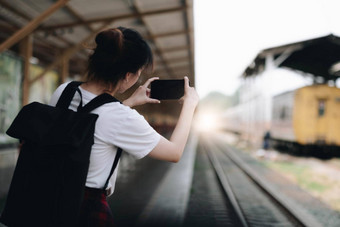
[[150, 79, 184, 100]]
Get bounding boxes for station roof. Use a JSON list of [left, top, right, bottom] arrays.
[[0, 0, 194, 81], [242, 34, 340, 82], [0, 0, 194, 122]]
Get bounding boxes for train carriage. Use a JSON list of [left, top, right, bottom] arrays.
[[271, 85, 340, 156]]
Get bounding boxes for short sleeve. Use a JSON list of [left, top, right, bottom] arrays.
[[98, 105, 161, 159]]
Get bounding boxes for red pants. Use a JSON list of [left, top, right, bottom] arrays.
[[77, 187, 115, 227]]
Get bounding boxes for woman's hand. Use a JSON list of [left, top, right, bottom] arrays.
[[180, 76, 199, 108], [123, 77, 161, 107]]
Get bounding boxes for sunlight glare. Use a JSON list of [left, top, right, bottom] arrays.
[[194, 111, 219, 133]]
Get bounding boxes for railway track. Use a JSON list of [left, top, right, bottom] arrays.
[[200, 136, 323, 227]]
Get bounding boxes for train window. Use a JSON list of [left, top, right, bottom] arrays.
[[318, 100, 326, 117], [280, 107, 287, 120]]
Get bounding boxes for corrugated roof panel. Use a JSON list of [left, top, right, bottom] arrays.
[[42, 8, 76, 26], [143, 11, 185, 34], [0, 5, 27, 27], [168, 61, 189, 68], [89, 22, 106, 30], [172, 66, 191, 73], [1, 0, 75, 26], [131, 25, 150, 37], [136, 0, 182, 12], [171, 69, 191, 78], [19, 0, 73, 26], [90, 20, 144, 32], [110, 18, 144, 31], [25, 0, 54, 12], [153, 64, 165, 72], [68, 0, 133, 20], [163, 50, 188, 60], [35, 32, 68, 48], [155, 34, 187, 49], [5, 0, 44, 19], [60, 26, 91, 44]]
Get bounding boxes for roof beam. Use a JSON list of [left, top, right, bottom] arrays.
[[39, 6, 186, 31], [0, 0, 70, 52]]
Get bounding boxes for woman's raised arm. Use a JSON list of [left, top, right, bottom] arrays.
[[148, 76, 199, 162]]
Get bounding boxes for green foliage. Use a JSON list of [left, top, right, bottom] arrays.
[[264, 161, 326, 193], [199, 91, 233, 111]]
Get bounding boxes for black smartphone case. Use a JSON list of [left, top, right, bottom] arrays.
[[150, 79, 184, 100]]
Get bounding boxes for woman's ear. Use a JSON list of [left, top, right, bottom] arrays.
[[125, 72, 134, 83]]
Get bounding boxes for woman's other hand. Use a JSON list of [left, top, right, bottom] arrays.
[[180, 76, 199, 108], [123, 77, 160, 107]]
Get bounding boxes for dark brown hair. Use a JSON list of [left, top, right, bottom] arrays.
[[86, 27, 153, 87]]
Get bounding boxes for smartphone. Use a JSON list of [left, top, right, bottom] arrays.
[[150, 79, 185, 100]]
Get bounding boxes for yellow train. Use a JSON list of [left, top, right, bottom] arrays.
[[271, 84, 340, 156]]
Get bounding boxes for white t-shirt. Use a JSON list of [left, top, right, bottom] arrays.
[[49, 82, 160, 195]]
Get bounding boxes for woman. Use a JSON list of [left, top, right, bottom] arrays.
[[49, 27, 199, 226]]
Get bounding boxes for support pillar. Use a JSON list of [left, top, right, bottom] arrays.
[[20, 35, 33, 106], [60, 56, 69, 84]]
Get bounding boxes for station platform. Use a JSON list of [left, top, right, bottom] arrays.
[[109, 134, 197, 227], [1, 132, 339, 227], [108, 132, 340, 227]]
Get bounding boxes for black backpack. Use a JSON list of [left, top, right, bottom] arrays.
[[0, 81, 122, 227]]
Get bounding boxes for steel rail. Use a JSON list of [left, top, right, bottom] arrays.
[[202, 141, 249, 227], [213, 140, 323, 227]]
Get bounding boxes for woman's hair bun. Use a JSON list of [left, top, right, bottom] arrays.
[[87, 27, 153, 86], [95, 28, 124, 54]]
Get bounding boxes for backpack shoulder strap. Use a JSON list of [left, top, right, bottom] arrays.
[[59, 88, 123, 189], [103, 147, 122, 190], [56, 81, 83, 109], [82, 93, 123, 188], [80, 93, 121, 113]]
